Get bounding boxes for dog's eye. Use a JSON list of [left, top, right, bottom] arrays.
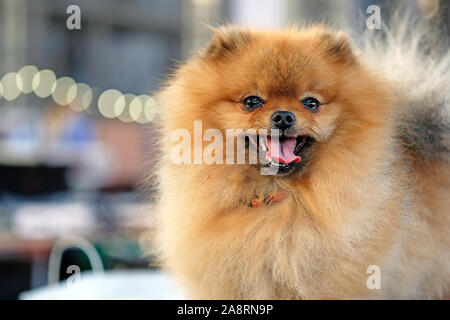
[[242, 96, 264, 111], [301, 97, 320, 112]]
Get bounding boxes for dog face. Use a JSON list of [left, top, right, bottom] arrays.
[[161, 26, 392, 178]]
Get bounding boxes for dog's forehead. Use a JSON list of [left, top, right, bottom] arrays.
[[251, 49, 312, 96]]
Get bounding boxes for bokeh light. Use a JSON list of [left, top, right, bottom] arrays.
[[98, 89, 125, 119], [0, 66, 157, 124], [17, 65, 39, 94], [129, 95, 148, 123], [118, 93, 136, 123], [144, 96, 158, 122], [32, 69, 57, 98], [69, 82, 93, 112], [52, 76, 77, 105], [1, 72, 21, 101]]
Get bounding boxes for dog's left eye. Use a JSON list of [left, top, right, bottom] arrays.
[[301, 97, 320, 112], [242, 96, 265, 111]]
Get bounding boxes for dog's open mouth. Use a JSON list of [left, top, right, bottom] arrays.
[[247, 134, 314, 175]]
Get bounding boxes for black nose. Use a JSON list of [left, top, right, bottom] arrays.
[[271, 111, 296, 130]]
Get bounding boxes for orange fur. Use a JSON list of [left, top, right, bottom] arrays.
[[153, 26, 450, 299]]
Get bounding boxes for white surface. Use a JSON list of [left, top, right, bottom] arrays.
[[13, 203, 96, 239], [20, 270, 185, 300], [231, 0, 288, 29]]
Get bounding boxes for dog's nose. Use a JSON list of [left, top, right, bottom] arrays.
[[271, 111, 296, 130]]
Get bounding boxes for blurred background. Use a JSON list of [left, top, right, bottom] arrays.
[[0, 0, 447, 299]]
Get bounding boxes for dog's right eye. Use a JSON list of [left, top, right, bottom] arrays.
[[242, 96, 265, 111]]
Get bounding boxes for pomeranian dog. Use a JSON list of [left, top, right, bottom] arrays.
[[152, 11, 450, 299]]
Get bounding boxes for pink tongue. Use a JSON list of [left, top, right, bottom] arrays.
[[266, 137, 301, 164]]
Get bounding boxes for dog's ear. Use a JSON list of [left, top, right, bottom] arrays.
[[319, 30, 356, 64], [204, 26, 252, 59]]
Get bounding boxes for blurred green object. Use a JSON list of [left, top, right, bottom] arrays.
[[96, 235, 153, 270]]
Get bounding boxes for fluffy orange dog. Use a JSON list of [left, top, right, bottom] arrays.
[[153, 19, 450, 299]]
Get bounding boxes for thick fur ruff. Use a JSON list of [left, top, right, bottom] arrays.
[[152, 14, 450, 299]]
